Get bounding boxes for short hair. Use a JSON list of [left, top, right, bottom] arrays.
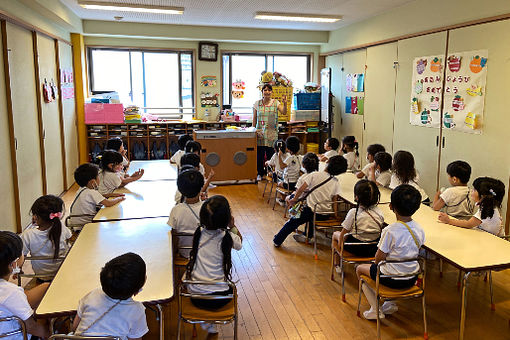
[[326, 155, 347, 176], [101, 150, 123, 171], [273, 139, 286, 153], [180, 153, 200, 168], [327, 138, 340, 151], [185, 141, 202, 154], [100, 252, 146, 300], [177, 135, 193, 150], [446, 160, 471, 184], [285, 136, 300, 154], [74, 163, 100, 187], [367, 144, 386, 157], [0, 231, 23, 277], [177, 168, 204, 198], [302, 153, 319, 173], [374, 152, 392, 172], [105, 137, 124, 152], [391, 184, 422, 216], [261, 84, 273, 92]]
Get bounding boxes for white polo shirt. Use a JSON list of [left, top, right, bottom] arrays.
[[69, 187, 105, 227], [342, 207, 384, 241], [168, 201, 203, 258], [98, 171, 122, 195], [0, 279, 33, 340]]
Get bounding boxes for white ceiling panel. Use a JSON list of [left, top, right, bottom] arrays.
[[61, 0, 416, 31]]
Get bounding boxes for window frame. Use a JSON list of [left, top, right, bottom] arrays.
[[87, 46, 195, 116]]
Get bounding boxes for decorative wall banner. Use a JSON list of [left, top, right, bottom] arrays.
[[442, 50, 487, 134], [60, 68, 74, 100], [200, 75, 217, 87]]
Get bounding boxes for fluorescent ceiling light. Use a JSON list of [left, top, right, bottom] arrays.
[[79, 1, 184, 15], [255, 12, 341, 23]]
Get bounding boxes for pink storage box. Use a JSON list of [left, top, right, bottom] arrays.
[[85, 103, 124, 124]]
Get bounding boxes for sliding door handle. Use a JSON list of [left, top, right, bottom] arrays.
[[442, 136, 445, 148], [436, 136, 439, 147]]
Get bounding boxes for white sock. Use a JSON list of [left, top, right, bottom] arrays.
[[362, 283, 378, 310]]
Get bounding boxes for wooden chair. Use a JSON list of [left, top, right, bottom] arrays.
[[273, 177, 293, 217], [308, 199, 347, 260], [0, 316, 27, 340], [357, 259, 427, 340], [262, 165, 276, 201], [173, 231, 194, 284], [49, 335, 120, 340], [177, 280, 238, 340], [331, 233, 378, 302], [65, 214, 95, 236], [17, 255, 66, 286]]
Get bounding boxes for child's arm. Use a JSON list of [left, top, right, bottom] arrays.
[[374, 249, 387, 264], [229, 217, 243, 242], [432, 191, 446, 211], [278, 151, 287, 169], [288, 182, 308, 206], [318, 154, 327, 162], [103, 192, 125, 198], [72, 315, 81, 332], [201, 169, 215, 193], [367, 163, 377, 183], [356, 170, 365, 179], [25, 316, 50, 338], [100, 196, 125, 207], [337, 228, 348, 250], [438, 212, 480, 229], [119, 169, 144, 187]]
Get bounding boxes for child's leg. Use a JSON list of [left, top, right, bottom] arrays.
[[25, 282, 49, 309], [356, 264, 378, 310], [331, 231, 342, 266], [273, 207, 313, 245]]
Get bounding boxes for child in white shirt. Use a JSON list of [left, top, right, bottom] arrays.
[[439, 177, 505, 236], [170, 134, 193, 169], [367, 151, 392, 187], [332, 180, 384, 267], [432, 160, 475, 220], [168, 168, 204, 258], [73, 253, 148, 340], [21, 195, 71, 281], [341, 135, 360, 171], [174, 154, 214, 203], [318, 137, 340, 162], [70, 163, 125, 229], [265, 139, 288, 181], [98, 150, 144, 195], [389, 150, 429, 203], [357, 144, 385, 179], [278, 136, 301, 191], [356, 184, 425, 320], [0, 231, 50, 339], [186, 195, 242, 334], [105, 137, 130, 176]]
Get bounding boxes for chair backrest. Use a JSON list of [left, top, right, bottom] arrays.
[[17, 255, 67, 286], [0, 316, 27, 340], [49, 335, 120, 340]]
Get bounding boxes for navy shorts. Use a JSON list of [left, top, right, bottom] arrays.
[[369, 263, 417, 289]]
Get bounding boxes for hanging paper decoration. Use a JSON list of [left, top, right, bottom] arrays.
[[60, 68, 74, 100], [351, 96, 358, 113], [414, 80, 423, 94], [416, 59, 427, 75], [200, 92, 219, 107], [352, 74, 358, 92], [469, 55, 487, 73], [452, 95, 465, 111], [345, 97, 352, 113], [430, 57, 442, 72], [443, 112, 455, 129], [430, 96, 440, 112], [466, 84, 483, 96], [448, 55, 461, 72], [42, 78, 53, 103], [411, 97, 419, 115], [357, 97, 364, 115], [357, 74, 365, 92], [346, 74, 353, 92], [200, 75, 217, 87], [231, 79, 245, 99], [464, 112, 480, 129], [420, 109, 432, 125]]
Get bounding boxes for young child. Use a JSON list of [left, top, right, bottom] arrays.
[[278, 136, 301, 191], [438, 177, 505, 236], [70, 163, 125, 228], [432, 160, 475, 220], [389, 150, 429, 203], [319, 137, 340, 162], [174, 153, 214, 203], [185, 140, 215, 185], [332, 180, 384, 270], [273, 155, 347, 246], [168, 168, 204, 259], [265, 139, 288, 181], [367, 151, 393, 187], [170, 134, 193, 169], [0, 231, 50, 339], [105, 137, 129, 175], [186, 195, 242, 334], [357, 144, 385, 179], [21, 195, 72, 281], [73, 253, 148, 340], [356, 184, 425, 320], [341, 136, 360, 171], [98, 150, 144, 195]]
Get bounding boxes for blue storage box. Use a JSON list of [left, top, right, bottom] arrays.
[[294, 93, 321, 110]]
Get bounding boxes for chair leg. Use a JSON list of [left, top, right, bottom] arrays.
[[357, 280, 363, 317], [457, 270, 463, 289], [376, 297, 381, 340], [489, 270, 495, 311], [234, 315, 238, 340], [262, 178, 268, 197], [439, 258, 443, 277], [283, 200, 287, 218], [313, 226, 318, 260], [340, 258, 346, 302], [422, 295, 428, 339], [192, 324, 197, 338], [272, 192, 277, 210], [176, 317, 182, 340], [330, 249, 336, 281]]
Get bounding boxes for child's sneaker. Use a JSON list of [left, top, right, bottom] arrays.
[[363, 307, 385, 320], [200, 323, 218, 334], [381, 301, 398, 315], [335, 265, 342, 274], [292, 234, 307, 243], [276, 198, 285, 206]]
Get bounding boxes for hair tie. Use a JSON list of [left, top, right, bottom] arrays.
[[49, 212, 63, 220], [489, 189, 496, 196]]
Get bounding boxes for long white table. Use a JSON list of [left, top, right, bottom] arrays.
[[36, 218, 173, 340], [128, 160, 177, 181], [337, 172, 392, 205], [380, 204, 510, 340], [94, 180, 177, 221]]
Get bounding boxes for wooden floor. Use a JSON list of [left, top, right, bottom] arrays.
[[60, 182, 510, 340]]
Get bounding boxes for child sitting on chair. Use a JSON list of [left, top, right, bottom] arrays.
[[356, 184, 424, 320], [174, 153, 214, 204], [98, 151, 144, 195], [357, 144, 385, 179], [319, 137, 340, 162], [265, 139, 288, 181], [367, 151, 393, 187], [171, 134, 193, 169], [105, 137, 130, 176], [73, 253, 148, 340], [278, 136, 301, 191]]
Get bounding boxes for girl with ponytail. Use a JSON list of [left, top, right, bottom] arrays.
[[439, 177, 505, 236], [21, 195, 72, 281], [341, 135, 360, 171]]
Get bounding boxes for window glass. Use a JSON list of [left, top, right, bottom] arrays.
[[231, 55, 266, 114], [90, 50, 131, 104], [272, 55, 309, 91]]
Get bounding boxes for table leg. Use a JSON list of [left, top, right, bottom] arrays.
[[459, 271, 471, 340], [156, 304, 164, 340]]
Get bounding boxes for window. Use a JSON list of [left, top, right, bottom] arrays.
[[89, 48, 194, 119], [222, 52, 311, 116]]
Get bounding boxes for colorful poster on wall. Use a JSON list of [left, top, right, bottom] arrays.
[[409, 55, 444, 128], [60, 68, 74, 100], [442, 50, 487, 134]]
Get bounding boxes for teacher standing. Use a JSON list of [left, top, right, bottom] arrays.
[[252, 84, 287, 180]]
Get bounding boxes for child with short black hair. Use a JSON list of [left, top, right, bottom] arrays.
[[432, 160, 475, 220], [341, 136, 360, 171], [278, 136, 301, 191], [175, 153, 214, 203], [73, 252, 148, 340], [439, 177, 505, 235], [106, 137, 129, 174], [357, 144, 385, 179], [171, 134, 193, 168], [265, 139, 288, 181], [367, 151, 393, 187], [288, 153, 319, 202], [185, 140, 214, 183], [21, 195, 71, 281], [356, 184, 425, 320], [98, 150, 144, 195], [186, 195, 242, 334], [168, 168, 204, 258], [70, 163, 125, 228], [319, 137, 340, 162], [0, 231, 51, 339], [389, 150, 429, 203]]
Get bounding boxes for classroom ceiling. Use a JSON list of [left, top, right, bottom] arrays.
[[60, 0, 416, 31]]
